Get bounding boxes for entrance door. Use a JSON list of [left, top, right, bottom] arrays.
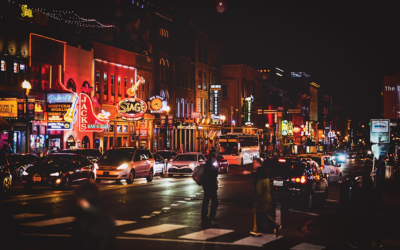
[[67, 136, 75, 149], [82, 136, 90, 149]]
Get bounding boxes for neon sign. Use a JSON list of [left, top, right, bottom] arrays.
[[47, 93, 73, 104], [288, 121, 293, 135], [293, 125, 301, 133], [245, 95, 254, 126], [117, 75, 147, 120], [282, 120, 288, 136], [21, 5, 33, 18], [79, 93, 110, 132]]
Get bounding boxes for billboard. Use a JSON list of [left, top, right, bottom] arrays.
[[370, 119, 390, 143], [0, 98, 17, 118], [384, 73, 400, 119]]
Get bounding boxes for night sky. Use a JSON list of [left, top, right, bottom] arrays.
[[25, 0, 400, 123]]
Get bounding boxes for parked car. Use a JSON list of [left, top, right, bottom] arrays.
[[1, 153, 41, 179], [0, 151, 12, 194], [96, 147, 154, 184], [20, 153, 96, 190], [153, 153, 167, 175], [265, 157, 329, 209], [155, 150, 177, 168], [167, 152, 206, 177], [299, 154, 342, 183], [204, 153, 229, 173], [60, 148, 102, 162]]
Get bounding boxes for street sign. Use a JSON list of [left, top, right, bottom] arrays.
[[371, 144, 389, 159], [370, 119, 390, 143]]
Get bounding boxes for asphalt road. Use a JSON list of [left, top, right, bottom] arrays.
[[0, 158, 365, 250]]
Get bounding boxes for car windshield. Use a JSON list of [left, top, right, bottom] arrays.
[[310, 157, 321, 166], [173, 155, 197, 161], [264, 159, 305, 178], [100, 150, 134, 162], [62, 149, 101, 158], [40, 155, 79, 167], [6, 155, 24, 164], [156, 151, 176, 159]]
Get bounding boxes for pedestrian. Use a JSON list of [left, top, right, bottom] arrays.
[[72, 182, 116, 250], [244, 158, 281, 237], [201, 153, 219, 221]]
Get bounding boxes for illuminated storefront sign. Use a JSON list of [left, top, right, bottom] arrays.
[[288, 121, 293, 135], [117, 75, 147, 120], [282, 120, 288, 136], [47, 93, 74, 104], [34, 101, 44, 121], [21, 5, 33, 18], [0, 98, 17, 118], [47, 112, 72, 130], [304, 121, 309, 135], [149, 95, 167, 113], [245, 95, 254, 126], [293, 125, 301, 133], [79, 93, 110, 132], [47, 93, 78, 130], [211, 85, 221, 122]]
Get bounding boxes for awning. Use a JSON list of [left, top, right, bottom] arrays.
[[0, 116, 11, 130]]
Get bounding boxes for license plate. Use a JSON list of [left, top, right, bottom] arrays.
[[103, 172, 109, 176], [33, 177, 41, 182], [273, 180, 283, 186]]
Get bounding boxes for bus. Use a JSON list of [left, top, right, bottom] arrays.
[[218, 133, 259, 165]]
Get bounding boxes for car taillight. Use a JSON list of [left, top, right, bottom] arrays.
[[320, 165, 324, 170], [278, 159, 286, 163], [292, 176, 306, 184], [300, 176, 306, 184]]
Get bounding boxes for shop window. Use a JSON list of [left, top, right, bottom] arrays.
[[82, 136, 90, 149], [203, 72, 207, 90], [118, 76, 121, 96], [111, 75, 115, 96], [110, 125, 114, 132], [123, 125, 128, 133], [117, 125, 121, 133], [198, 71, 202, 89], [95, 72, 100, 93], [109, 137, 114, 148], [117, 137, 122, 147], [123, 137, 128, 146], [222, 84, 228, 97], [103, 137, 108, 150], [13, 62, 18, 73], [124, 77, 128, 97], [104, 73, 108, 101], [130, 126, 133, 133]]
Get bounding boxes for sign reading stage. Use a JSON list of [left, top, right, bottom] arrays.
[[117, 98, 147, 120]]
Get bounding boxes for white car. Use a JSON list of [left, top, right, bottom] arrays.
[[299, 154, 342, 183], [96, 148, 155, 183], [153, 153, 167, 175], [167, 152, 206, 177]]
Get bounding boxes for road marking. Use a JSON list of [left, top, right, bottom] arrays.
[[125, 224, 187, 235], [185, 198, 191, 200], [291, 242, 326, 249], [179, 229, 234, 240], [326, 199, 338, 202], [152, 211, 162, 214], [115, 220, 136, 226], [233, 234, 283, 247], [20, 216, 75, 227], [287, 209, 319, 216], [276, 202, 281, 225], [12, 213, 45, 219], [195, 193, 201, 195], [170, 204, 178, 206], [141, 216, 152, 219], [162, 207, 171, 210], [178, 201, 186, 203]]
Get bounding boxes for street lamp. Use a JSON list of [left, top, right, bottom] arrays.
[[265, 123, 269, 128], [22, 80, 31, 154], [231, 120, 235, 133]]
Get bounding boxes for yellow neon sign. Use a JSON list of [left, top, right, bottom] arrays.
[[21, 5, 33, 18]]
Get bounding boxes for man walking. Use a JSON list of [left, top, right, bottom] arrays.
[[201, 153, 219, 221]]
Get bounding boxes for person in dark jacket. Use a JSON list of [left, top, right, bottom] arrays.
[[72, 182, 116, 250], [201, 153, 219, 221]]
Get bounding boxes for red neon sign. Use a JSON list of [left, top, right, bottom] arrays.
[[117, 98, 147, 120], [79, 93, 110, 132]]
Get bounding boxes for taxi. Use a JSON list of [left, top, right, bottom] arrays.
[[299, 153, 342, 183]]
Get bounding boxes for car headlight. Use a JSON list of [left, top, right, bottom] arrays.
[[50, 172, 59, 176], [339, 155, 345, 161], [22, 171, 29, 176], [189, 163, 196, 168], [117, 163, 128, 170]]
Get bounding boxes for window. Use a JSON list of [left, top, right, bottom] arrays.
[[203, 98, 207, 118], [222, 84, 228, 97], [198, 71, 202, 89], [117, 76, 121, 96], [130, 78, 133, 88], [204, 46, 208, 65], [1, 60, 5, 71], [176, 98, 181, 118], [104, 73, 108, 92], [181, 98, 185, 118], [203, 72, 207, 90], [198, 98, 202, 113], [124, 77, 128, 97], [13, 62, 18, 73], [95, 72, 100, 93], [111, 75, 115, 96]]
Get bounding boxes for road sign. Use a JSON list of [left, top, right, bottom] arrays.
[[371, 144, 389, 159], [370, 119, 390, 143]]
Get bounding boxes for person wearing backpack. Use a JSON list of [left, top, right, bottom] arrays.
[[200, 153, 219, 222]]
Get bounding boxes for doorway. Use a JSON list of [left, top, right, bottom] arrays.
[[82, 136, 90, 149], [67, 136, 76, 148]]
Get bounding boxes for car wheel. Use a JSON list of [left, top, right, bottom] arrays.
[[168, 174, 173, 177], [241, 158, 244, 166], [146, 169, 154, 182], [161, 165, 165, 175], [126, 170, 135, 184], [63, 176, 71, 190], [2, 176, 12, 193]]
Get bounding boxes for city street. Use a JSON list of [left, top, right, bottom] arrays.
[[4, 158, 397, 250]]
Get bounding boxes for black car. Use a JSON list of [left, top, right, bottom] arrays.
[[2, 153, 41, 179], [21, 153, 96, 190], [155, 150, 177, 162], [265, 157, 329, 209], [0, 151, 12, 194], [60, 149, 102, 162]]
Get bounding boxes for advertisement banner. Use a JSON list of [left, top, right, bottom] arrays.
[[17, 99, 24, 119], [370, 119, 390, 143], [27, 97, 35, 120], [191, 112, 202, 119], [168, 114, 173, 130], [34, 101, 44, 121], [79, 93, 110, 132], [47, 112, 72, 130], [282, 120, 288, 136], [0, 98, 18, 118], [160, 115, 166, 129]]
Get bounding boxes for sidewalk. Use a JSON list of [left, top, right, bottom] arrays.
[[306, 187, 400, 249]]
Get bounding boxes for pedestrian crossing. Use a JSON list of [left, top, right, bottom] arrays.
[[14, 213, 326, 249]]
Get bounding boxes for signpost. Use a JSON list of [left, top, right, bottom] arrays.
[[370, 119, 391, 179]]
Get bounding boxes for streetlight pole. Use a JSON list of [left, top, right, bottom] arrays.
[[231, 120, 235, 134], [165, 106, 170, 150], [22, 80, 31, 154]]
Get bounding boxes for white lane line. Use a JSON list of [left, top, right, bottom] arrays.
[[179, 229, 234, 240], [326, 199, 338, 202], [291, 242, 326, 249], [20, 216, 75, 227], [162, 207, 171, 210], [170, 204, 178, 206], [152, 211, 162, 214], [287, 209, 319, 216], [185, 198, 191, 200], [275, 202, 281, 225], [195, 193, 201, 195], [115, 220, 136, 226], [12, 213, 45, 219], [125, 224, 187, 235], [141, 216, 152, 219], [233, 234, 283, 247], [178, 201, 186, 203]]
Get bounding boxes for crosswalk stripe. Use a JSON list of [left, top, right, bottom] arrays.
[[125, 224, 187, 235], [115, 220, 136, 226], [20, 216, 75, 227], [179, 229, 234, 240], [12, 213, 45, 219], [233, 234, 283, 247], [290, 242, 326, 250]]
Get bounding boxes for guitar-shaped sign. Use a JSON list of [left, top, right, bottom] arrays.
[[64, 92, 79, 123]]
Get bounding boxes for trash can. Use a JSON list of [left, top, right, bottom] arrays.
[[339, 177, 361, 216]]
